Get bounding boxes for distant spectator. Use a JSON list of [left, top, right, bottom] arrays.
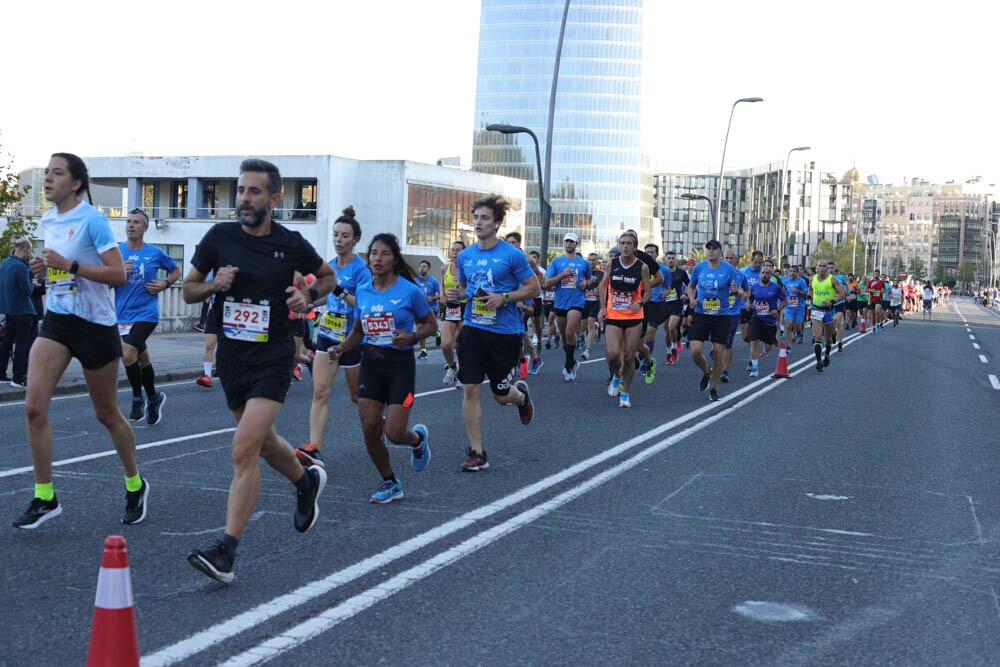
[[0, 237, 37, 386]]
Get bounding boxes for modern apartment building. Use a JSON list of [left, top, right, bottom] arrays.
[[471, 0, 653, 256]]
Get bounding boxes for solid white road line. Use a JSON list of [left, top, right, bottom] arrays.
[[143, 333, 867, 666]]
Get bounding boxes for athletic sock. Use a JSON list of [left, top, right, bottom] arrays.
[[35, 482, 55, 502], [814, 343, 822, 362], [752, 360, 758, 370], [294, 471, 313, 493], [563, 344, 575, 370], [647, 340, 655, 355], [125, 474, 143, 493], [203, 361, 212, 377], [141, 363, 157, 401], [825, 342, 832, 356], [219, 533, 239, 560], [125, 361, 143, 398]]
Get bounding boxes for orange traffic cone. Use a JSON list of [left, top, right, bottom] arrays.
[[859, 316, 867, 333], [86, 536, 139, 667], [772, 342, 791, 379]]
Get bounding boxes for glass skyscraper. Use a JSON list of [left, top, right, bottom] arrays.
[[471, 0, 651, 256]]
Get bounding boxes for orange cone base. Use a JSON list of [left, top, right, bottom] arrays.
[[772, 342, 791, 379], [86, 607, 139, 667]]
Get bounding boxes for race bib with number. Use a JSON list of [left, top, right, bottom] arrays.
[[222, 299, 270, 342], [664, 288, 678, 302], [118, 323, 134, 337], [787, 296, 800, 307], [361, 311, 396, 346], [317, 311, 348, 342], [444, 304, 463, 321], [560, 272, 577, 288], [810, 308, 827, 322], [702, 297, 721, 314], [471, 299, 497, 325], [47, 267, 77, 295], [755, 301, 769, 314], [543, 289, 555, 301], [611, 290, 633, 311]]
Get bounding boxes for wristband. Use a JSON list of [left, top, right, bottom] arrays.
[[70, 260, 80, 274], [502, 292, 510, 305], [333, 285, 345, 297], [307, 287, 319, 302]]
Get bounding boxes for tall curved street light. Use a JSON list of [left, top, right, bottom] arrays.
[[715, 96, 763, 242], [681, 193, 717, 242], [486, 124, 551, 257], [777, 146, 810, 262]]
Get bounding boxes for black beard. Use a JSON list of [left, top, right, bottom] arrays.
[[238, 206, 267, 228]]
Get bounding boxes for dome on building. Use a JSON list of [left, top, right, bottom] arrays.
[[842, 166, 861, 184]]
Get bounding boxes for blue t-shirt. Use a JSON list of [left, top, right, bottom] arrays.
[[457, 239, 535, 334], [749, 281, 786, 325], [41, 201, 119, 326], [784, 276, 808, 310], [318, 254, 372, 342], [689, 261, 745, 316], [738, 265, 763, 312], [834, 273, 848, 304], [413, 274, 440, 310], [354, 277, 431, 350], [649, 262, 670, 302], [115, 242, 178, 324], [545, 255, 591, 310]]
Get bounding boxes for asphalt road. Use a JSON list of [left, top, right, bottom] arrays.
[[1, 297, 998, 666]]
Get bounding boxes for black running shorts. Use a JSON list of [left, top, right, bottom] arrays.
[[456, 326, 521, 396], [40, 312, 121, 370]]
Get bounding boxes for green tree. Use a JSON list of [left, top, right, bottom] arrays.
[[687, 247, 706, 263], [888, 254, 906, 279], [956, 261, 979, 288], [0, 145, 35, 258], [933, 262, 946, 284], [907, 256, 927, 281], [808, 238, 836, 266], [833, 234, 867, 275]]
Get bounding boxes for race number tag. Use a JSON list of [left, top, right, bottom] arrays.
[[611, 290, 633, 311], [317, 311, 348, 342], [702, 297, 721, 314], [560, 272, 577, 288], [471, 299, 497, 325], [755, 301, 769, 314], [810, 308, 826, 322], [665, 288, 678, 302], [444, 304, 463, 321], [543, 289, 555, 301], [118, 323, 134, 337], [361, 311, 396, 346], [787, 296, 799, 307], [47, 267, 77, 295], [222, 299, 270, 342]]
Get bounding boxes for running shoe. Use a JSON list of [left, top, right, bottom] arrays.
[[581, 347, 591, 361], [417, 349, 429, 360], [709, 388, 720, 402], [529, 357, 544, 374], [823, 354, 830, 368], [838, 342, 843, 353], [699, 373, 711, 392], [670, 348, 679, 362], [619, 391, 631, 408], [9, 377, 26, 388], [749, 368, 759, 378], [192, 323, 206, 333], [460, 447, 489, 472], [295, 444, 325, 469], [638, 359, 648, 376], [608, 375, 621, 397], [12, 496, 62, 529], [295, 465, 327, 531], [128, 398, 145, 423], [293, 364, 303, 381], [816, 360, 824, 372], [576, 333, 586, 349], [122, 478, 149, 525], [720, 369, 729, 384], [411, 424, 431, 472], [443, 366, 457, 384], [370, 479, 403, 504], [196, 374, 213, 388], [566, 360, 580, 382], [746, 360, 753, 372], [146, 392, 166, 426], [187, 541, 234, 584], [514, 380, 533, 425], [544, 337, 552, 350], [644, 358, 656, 385], [519, 356, 529, 380]]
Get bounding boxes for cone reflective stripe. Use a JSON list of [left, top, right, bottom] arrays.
[[859, 316, 867, 333], [772, 342, 791, 379], [86, 535, 139, 667]]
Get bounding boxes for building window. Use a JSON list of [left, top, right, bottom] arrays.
[[201, 181, 219, 219], [405, 182, 523, 253], [292, 180, 318, 220], [159, 244, 184, 279], [171, 181, 188, 218]]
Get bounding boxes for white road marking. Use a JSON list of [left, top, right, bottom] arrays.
[[143, 332, 869, 666], [973, 343, 980, 350], [0, 377, 200, 408], [970, 335, 976, 340], [990, 375, 1000, 390], [980, 355, 988, 364]]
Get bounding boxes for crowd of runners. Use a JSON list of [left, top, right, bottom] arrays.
[[10, 153, 955, 585]]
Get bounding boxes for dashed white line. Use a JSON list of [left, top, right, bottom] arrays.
[[980, 355, 989, 364], [970, 335, 976, 340], [973, 343, 981, 350], [990, 375, 1000, 391]]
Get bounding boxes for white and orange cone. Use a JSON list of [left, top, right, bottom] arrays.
[[772, 342, 791, 379], [86, 535, 139, 667], [859, 316, 867, 333]]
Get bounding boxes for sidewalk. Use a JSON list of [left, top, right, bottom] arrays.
[[0, 331, 207, 403]]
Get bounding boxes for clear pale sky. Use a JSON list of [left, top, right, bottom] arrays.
[[4, 0, 997, 188]]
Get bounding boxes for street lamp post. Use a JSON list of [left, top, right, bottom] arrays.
[[715, 96, 763, 243], [486, 123, 551, 258], [776, 146, 810, 264], [681, 193, 717, 243]]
